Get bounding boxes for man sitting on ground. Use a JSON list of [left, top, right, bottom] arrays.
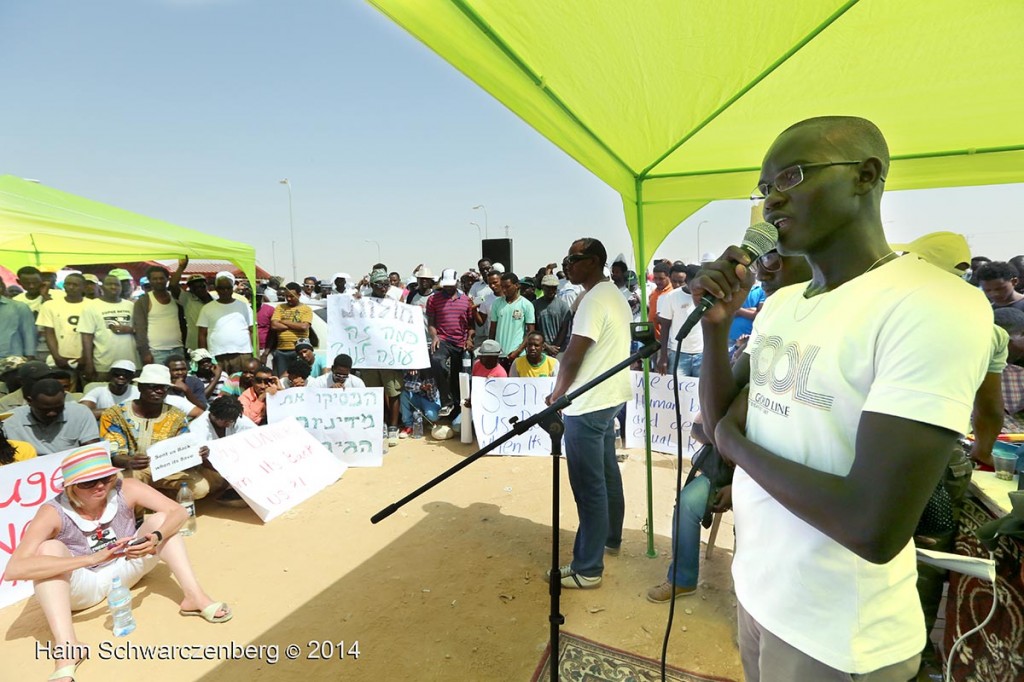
[[307, 354, 367, 389], [282, 360, 311, 388], [239, 365, 278, 425], [80, 360, 139, 419], [4, 378, 100, 454], [471, 340, 507, 378], [399, 370, 440, 438], [167, 354, 208, 411], [192, 395, 257, 507], [510, 331, 560, 378], [218, 356, 260, 397], [295, 339, 326, 378]]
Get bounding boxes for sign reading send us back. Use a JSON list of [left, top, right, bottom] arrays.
[[625, 370, 701, 455], [471, 376, 555, 456], [327, 294, 430, 370]]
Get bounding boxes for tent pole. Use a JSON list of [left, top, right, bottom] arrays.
[[635, 177, 657, 559]]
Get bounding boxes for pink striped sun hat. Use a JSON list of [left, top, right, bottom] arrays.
[[60, 444, 122, 488]]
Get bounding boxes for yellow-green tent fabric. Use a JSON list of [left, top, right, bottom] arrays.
[[367, 0, 1024, 270], [368, 0, 1024, 554], [0, 175, 255, 285]]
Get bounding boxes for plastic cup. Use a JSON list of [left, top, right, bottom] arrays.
[[993, 452, 1017, 481]]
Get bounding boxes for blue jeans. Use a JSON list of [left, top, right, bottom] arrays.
[[667, 349, 702, 378], [669, 474, 711, 588], [564, 404, 625, 578], [400, 391, 440, 426], [151, 347, 186, 366]]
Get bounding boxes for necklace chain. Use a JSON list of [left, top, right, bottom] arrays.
[[794, 252, 899, 321]]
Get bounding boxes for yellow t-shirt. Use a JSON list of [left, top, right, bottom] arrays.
[[2, 439, 38, 465], [271, 304, 313, 351], [511, 354, 559, 378]]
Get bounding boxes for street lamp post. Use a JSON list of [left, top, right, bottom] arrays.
[[472, 204, 489, 239], [470, 221, 482, 240], [696, 220, 709, 262], [365, 240, 382, 264], [271, 240, 278, 276], [278, 179, 297, 282]]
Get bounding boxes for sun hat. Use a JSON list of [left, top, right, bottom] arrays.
[[478, 339, 502, 357], [60, 444, 121, 488], [190, 348, 214, 363], [541, 274, 560, 287], [438, 268, 458, 286], [415, 266, 436, 280], [110, 359, 137, 374], [891, 232, 971, 275], [134, 364, 173, 386]]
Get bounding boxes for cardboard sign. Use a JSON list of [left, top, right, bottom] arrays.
[[625, 370, 701, 455], [0, 454, 65, 610], [327, 294, 430, 370], [471, 376, 556, 456], [267, 386, 384, 467], [205, 418, 346, 523], [147, 432, 202, 481]]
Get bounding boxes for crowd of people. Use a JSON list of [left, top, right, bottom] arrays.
[[3, 114, 1024, 682]]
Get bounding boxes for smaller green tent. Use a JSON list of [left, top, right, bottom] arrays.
[[0, 175, 255, 284]]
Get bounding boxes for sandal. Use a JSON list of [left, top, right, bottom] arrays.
[[48, 659, 82, 682], [179, 601, 233, 623]]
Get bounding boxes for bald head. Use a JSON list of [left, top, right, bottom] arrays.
[[783, 116, 890, 180]]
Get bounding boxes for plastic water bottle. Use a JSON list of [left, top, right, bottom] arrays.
[[382, 424, 389, 454], [177, 482, 196, 536], [413, 411, 424, 439], [461, 350, 472, 374], [108, 576, 136, 636]]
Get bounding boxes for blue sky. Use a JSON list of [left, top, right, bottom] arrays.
[[3, 0, 1021, 281]]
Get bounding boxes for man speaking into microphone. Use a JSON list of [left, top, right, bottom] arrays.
[[693, 117, 991, 680], [545, 237, 632, 589]]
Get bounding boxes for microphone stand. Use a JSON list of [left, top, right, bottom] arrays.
[[372, 339, 661, 681]]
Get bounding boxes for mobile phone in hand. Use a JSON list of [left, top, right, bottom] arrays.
[[126, 536, 149, 547]]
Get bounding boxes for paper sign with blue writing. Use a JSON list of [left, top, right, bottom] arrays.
[[147, 432, 202, 481], [205, 418, 346, 523], [267, 386, 384, 467], [625, 370, 701, 455], [471, 376, 557, 456], [0, 453, 65, 610], [327, 294, 430, 370]]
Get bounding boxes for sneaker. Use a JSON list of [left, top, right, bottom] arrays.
[[546, 564, 602, 589], [399, 427, 412, 439], [646, 581, 696, 603], [438, 404, 454, 418], [605, 545, 621, 556]]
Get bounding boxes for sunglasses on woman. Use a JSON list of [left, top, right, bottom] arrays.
[[76, 474, 117, 489]]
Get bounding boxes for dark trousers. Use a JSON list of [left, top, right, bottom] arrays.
[[430, 339, 464, 407]]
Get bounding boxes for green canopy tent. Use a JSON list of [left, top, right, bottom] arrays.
[[0, 174, 256, 292], [368, 0, 1024, 554]]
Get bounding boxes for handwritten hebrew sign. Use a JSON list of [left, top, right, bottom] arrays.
[[205, 418, 346, 523], [267, 386, 384, 467], [1, 453, 65, 609], [625, 370, 701, 455], [471, 376, 555, 456], [327, 294, 430, 369]]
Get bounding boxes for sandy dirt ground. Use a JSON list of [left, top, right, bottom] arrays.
[[2, 438, 741, 681]]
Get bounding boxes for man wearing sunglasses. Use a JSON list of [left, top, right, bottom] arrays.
[[693, 117, 992, 680], [239, 365, 279, 426], [307, 354, 366, 389]]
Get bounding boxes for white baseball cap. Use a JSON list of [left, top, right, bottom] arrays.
[[439, 268, 458, 286], [490, 262, 505, 274]]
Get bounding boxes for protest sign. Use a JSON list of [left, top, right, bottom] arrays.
[[148, 432, 202, 481], [206, 418, 347, 523], [625, 370, 702, 456], [326, 294, 430, 370], [0, 453, 65, 610], [471, 376, 555, 456], [267, 386, 384, 467]]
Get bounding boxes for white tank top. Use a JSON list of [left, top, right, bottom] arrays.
[[147, 292, 181, 350]]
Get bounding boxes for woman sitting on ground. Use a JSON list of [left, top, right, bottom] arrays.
[[7, 444, 232, 682]]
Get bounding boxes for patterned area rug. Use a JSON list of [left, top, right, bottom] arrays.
[[531, 632, 736, 682]]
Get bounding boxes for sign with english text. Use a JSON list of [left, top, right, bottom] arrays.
[[471, 376, 556, 456], [0, 454, 65, 610], [148, 432, 202, 481], [205, 418, 346, 523], [266, 386, 384, 467], [327, 294, 430, 370], [625, 370, 701, 455]]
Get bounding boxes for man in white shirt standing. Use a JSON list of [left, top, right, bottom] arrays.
[[197, 275, 254, 374], [656, 282, 703, 377], [81, 274, 137, 382], [694, 116, 991, 680], [545, 237, 632, 589], [37, 272, 91, 389]]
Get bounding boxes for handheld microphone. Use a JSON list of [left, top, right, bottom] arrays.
[[675, 221, 778, 342]]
